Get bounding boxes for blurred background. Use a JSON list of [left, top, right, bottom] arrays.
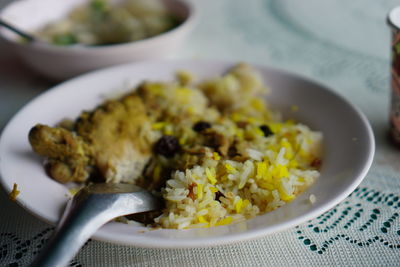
[[0, 0, 399, 131]]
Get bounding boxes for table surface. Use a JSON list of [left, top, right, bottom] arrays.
[[1, 0, 400, 266]]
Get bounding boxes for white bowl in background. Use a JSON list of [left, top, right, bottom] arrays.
[[0, 60, 374, 248], [0, 0, 196, 80]]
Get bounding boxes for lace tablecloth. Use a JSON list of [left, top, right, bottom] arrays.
[[1, 0, 399, 266]]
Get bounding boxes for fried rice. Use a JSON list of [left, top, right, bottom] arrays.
[[133, 63, 322, 229]]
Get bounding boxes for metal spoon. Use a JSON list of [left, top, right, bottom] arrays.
[[30, 183, 164, 267], [0, 18, 36, 42]]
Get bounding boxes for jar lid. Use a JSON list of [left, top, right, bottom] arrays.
[[388, 6, 400, 30]]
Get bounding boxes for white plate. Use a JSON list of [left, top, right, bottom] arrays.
[[0, 60, 374, 248]]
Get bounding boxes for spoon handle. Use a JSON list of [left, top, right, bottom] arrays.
[[30, 184, 162, 267], [30, 193, 124, 267], [0, 19, 35, 42]]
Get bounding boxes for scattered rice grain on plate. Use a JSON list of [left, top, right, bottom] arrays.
[[309, 194, 316, 204]]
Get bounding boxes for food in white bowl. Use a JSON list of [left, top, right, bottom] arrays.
[[35, 0, 182, 46], [0, 0, 195, 80], [0, 60, 374, 247], [28, 63, 323, 229]]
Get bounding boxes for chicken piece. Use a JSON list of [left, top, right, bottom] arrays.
[[29, 93, 153, 184], [75, 93, 153, 183], [198, 63, 266, 112], [28, 124, 91, 183]]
